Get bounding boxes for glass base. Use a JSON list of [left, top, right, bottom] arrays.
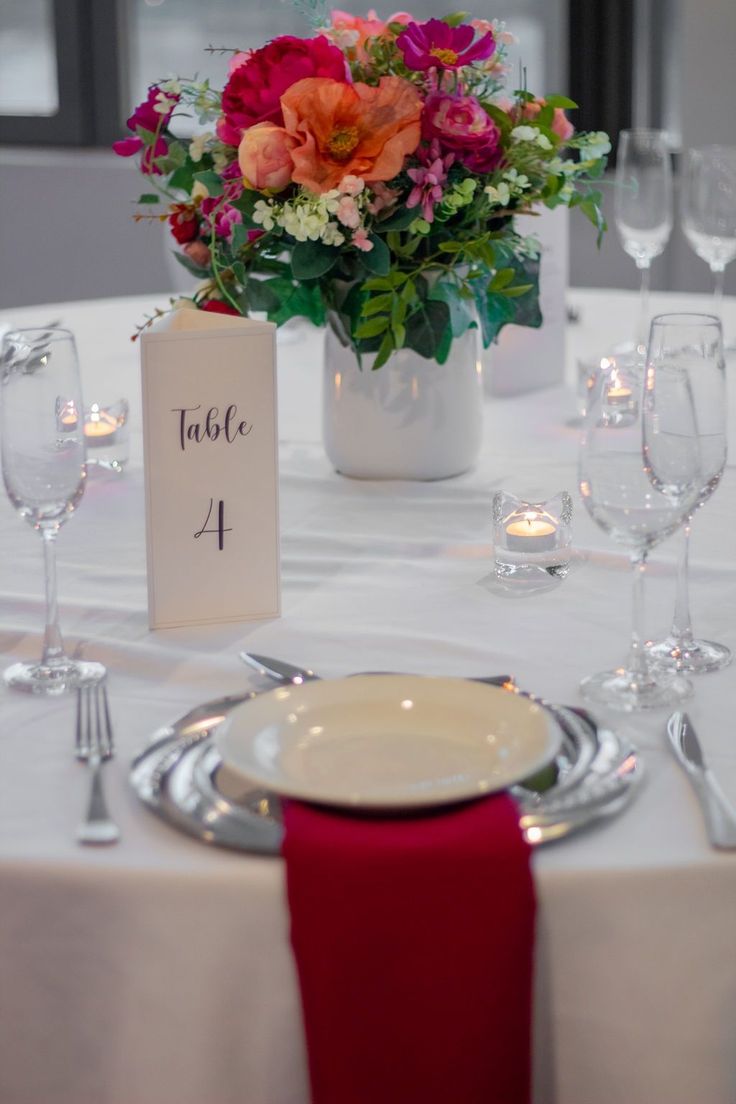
[[648, 636, 732, 674], [580, 666, 692, 712], [4, 658, 106, 696]]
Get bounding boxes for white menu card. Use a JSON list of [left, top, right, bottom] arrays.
[[140, 310, 280, 629]]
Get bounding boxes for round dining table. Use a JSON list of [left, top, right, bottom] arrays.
[[1, 288, 735, 1104]]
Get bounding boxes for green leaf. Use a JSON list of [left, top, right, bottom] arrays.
[[404, 298, 451, 360], [244, 279, 281, 313], [438, 241, 465, 254], [137, 193, 160, 205], [372, 332, 395, 370], [544, 94, 578, 109], [441, 10, 470, 26], [502, 283, 534, 298], [263, 277, 325, 327], [355, 315, 389, 339], [230, 221, 251, 253], [168, 162, 198, 194], [377, 206, 418, 231], [427, 281, 475, 339], [362, 234, 391, 276], [363, 293, 393, 317], [290, 239, 339, 280], [192, 170, 224, 197], [489, 267, 515, 291]]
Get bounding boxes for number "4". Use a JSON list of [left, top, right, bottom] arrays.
[[194, 498, 232, 551]]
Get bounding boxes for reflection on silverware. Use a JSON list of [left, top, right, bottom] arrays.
[[667, 712, 736, 849], [76, 682, 120, 846]]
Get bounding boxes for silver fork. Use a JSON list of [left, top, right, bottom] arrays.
[[76, 682, 120, 845]]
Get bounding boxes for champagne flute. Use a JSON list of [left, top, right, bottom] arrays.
[[578, 355, 700, 711], [681, 147, 736, 324], [0, 328, 105, 694], [614, 129, 673, 350], [645, 313, 730, 673]]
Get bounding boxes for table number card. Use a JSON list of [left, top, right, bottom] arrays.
[[141, 310, 280, 628]]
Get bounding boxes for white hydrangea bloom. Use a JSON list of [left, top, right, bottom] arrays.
[[504, 168, 530, 190], [485, 182, 511, 206], [253, 200, 277, 232], [188, 133, 212, 163], [159, 79, 182, 95], [321, 222, 346, 247], [585, 132, 612, 159]]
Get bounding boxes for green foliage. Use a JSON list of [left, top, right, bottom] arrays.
[[290, 240, 339, 280]]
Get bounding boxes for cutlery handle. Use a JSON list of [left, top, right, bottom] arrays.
[[689, 768, 736, 850], [77, 754, 120, 846]]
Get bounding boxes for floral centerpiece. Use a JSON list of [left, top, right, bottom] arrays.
[[115, 8, 609, 370]]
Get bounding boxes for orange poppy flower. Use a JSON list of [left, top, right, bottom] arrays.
[[280, 76, 422, 194]]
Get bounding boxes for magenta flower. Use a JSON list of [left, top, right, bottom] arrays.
[[422, 93, 502, 173], [112, 84, 179, 174], [397, 19, 495, 71], [406, 143, 454, 222], [200, 198, 243, 241]]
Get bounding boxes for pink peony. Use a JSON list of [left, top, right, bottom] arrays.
[[397, 18, 494, 71], [217, 35, 349, 147], [238, 122, 297, 192], [422, 93, 501, 173]]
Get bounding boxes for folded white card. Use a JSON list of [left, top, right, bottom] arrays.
[[141, 309, 280, 629]]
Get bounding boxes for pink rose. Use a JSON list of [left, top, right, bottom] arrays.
[[523, 98, 574, 141], [238, 122, 297, 192], [422, 93, 501, 173], [218, 35, 349, 147]]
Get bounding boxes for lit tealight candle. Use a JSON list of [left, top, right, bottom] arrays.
[[505, 511, 558, 551], [605, 368, 632, 405], [58, 400, 79, 432], [84, 404, 118, 446]]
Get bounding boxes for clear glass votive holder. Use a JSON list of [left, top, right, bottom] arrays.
[[84, 398, 129, 473], [575, 354, 602, 420], [597, 355, 639, 428], [492, 491, 573, 581]]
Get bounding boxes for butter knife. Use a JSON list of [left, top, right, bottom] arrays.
[[667, 712, 736, 850], [239, 651, 513, 689]]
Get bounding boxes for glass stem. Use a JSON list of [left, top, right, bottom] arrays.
[[636, 260, 651, 349], [627, 552, 651, 682], [40, 530, 65, 667], [671, 521, 694, 651], [712, 265, 725, 314]]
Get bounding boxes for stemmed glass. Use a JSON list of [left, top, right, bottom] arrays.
[[645, 314, 730, 673], [681, 147, 736, 325], [578, 355, 700, 711], [614, 129, 674, 349], [0, 328, 106, 694]]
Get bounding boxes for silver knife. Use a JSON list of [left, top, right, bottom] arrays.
[[667, 712, 736, 850], [239, 652, 318, 684], [238, 651, 513, 689]]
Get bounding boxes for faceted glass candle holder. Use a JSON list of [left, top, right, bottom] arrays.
[[84, 398, 129, 473], [493, 492, 573, 581]]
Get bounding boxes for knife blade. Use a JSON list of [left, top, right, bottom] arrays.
[[239, 651, 514, 689], [667, 712, 736, 850], [239, 652, 318, 684]]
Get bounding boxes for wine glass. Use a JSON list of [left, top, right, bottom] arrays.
[[614, 129, 674, 349], [578, 354, 700, 710], [0, 328, 106, 694], [644, 313, 729, 673], [681, 147, 736, 322]]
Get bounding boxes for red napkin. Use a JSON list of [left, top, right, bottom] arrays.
[[282, 793, 536, 1104]]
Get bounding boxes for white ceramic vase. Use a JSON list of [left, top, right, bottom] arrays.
[[322, 323, 484, 480]]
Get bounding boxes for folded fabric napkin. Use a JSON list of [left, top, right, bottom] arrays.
[[283, 793, 536, 1104]]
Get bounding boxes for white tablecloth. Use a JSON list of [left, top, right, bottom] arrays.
[[1, 289, 736, 1104]]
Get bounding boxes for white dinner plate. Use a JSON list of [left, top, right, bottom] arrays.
[[213, 675, 562, 809]]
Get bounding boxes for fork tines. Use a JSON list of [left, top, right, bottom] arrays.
[[75, 681, 113, 761]]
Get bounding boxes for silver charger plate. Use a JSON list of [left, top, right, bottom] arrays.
[[130, 691, 642, 849]]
